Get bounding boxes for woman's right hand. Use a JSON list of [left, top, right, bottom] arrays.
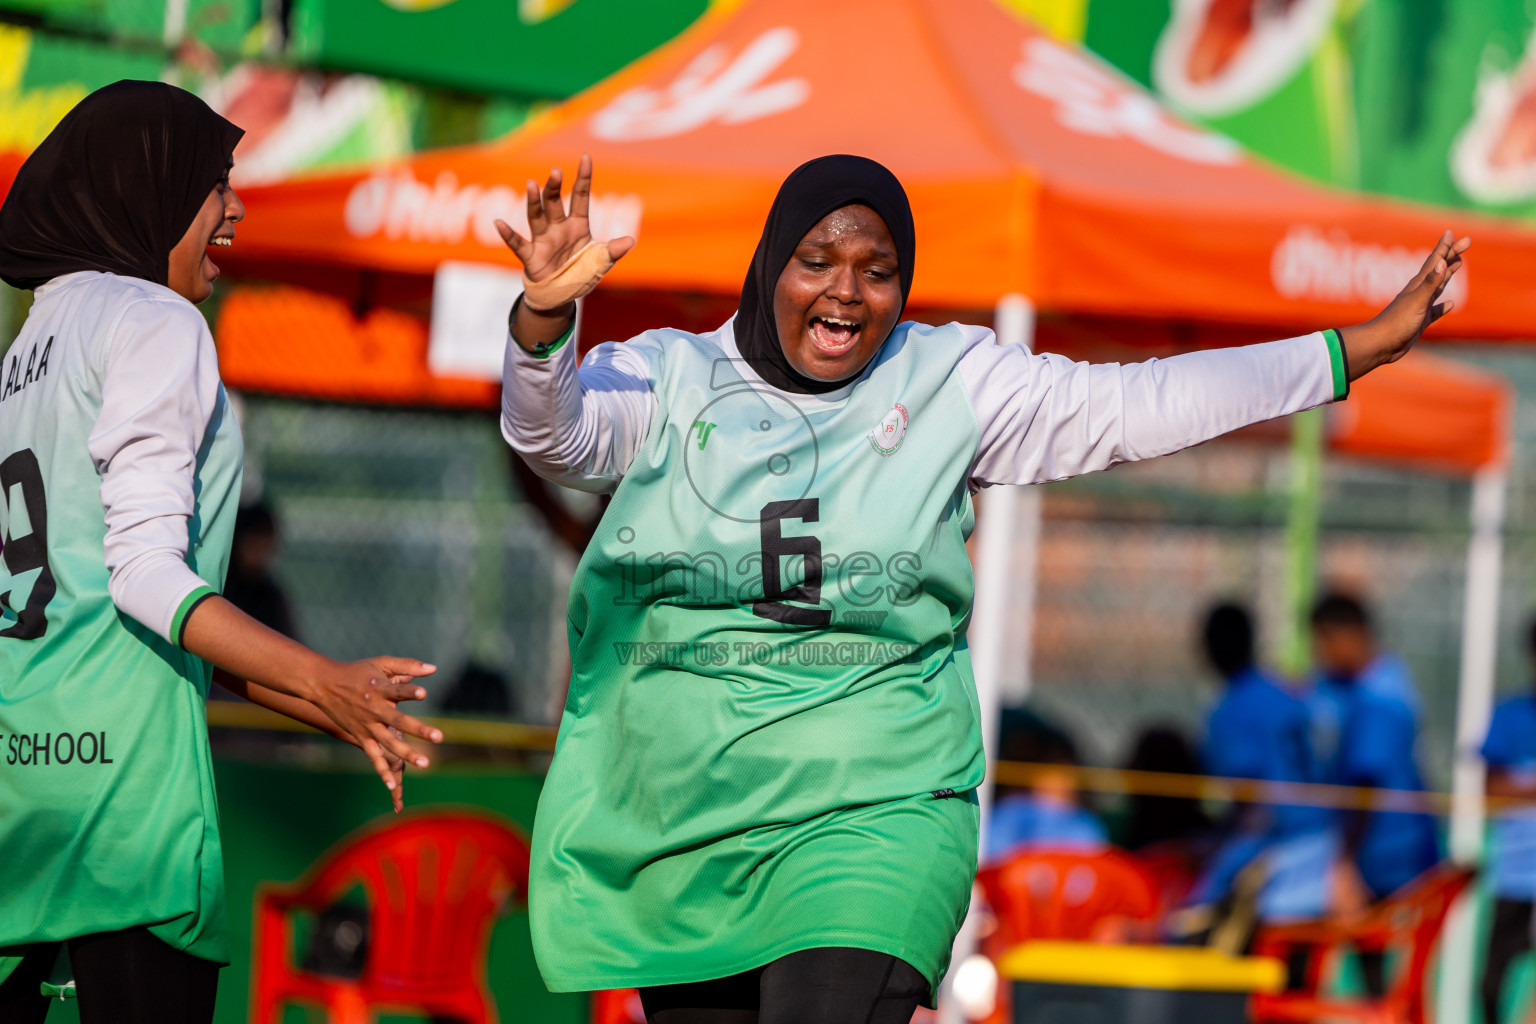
[[182, 596, 443, 800], [1338, 230, 1470, 381], [496, 154, 634, 348], [303, 655, 443, 789], [496, 153, 635, 286]]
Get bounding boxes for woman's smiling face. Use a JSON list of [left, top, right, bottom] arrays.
[[772, 204, 903, 384], [166, 168, 243, 304]]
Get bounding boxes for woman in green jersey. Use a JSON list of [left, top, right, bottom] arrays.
[[499, 154, 1466, 1023], [0, 82, 441, 1024]]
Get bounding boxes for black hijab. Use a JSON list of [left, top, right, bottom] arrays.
[[736, 155, 916, 394], [0, 80, 243, 290]]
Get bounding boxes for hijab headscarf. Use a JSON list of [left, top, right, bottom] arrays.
[[736, 155, 916, 394], [0, 80, 243, 290]]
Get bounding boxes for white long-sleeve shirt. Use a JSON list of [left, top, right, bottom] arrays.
[[501, 315, 1343, 494], [0, 271, 232, 644]]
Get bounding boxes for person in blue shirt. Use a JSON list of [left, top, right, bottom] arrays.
[[1308, 632, 1421, 771], [1192, 603, 1335, 922], [1309, 592, 1440, 994], [984, 728, 1108, 863], [1479, 616, 1536, 1024]]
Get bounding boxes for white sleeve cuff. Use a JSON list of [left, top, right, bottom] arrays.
[[107, 549, 216, 646]]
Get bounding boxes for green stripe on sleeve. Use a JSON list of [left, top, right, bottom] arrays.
[[170, 585, 216, 648], [509, 298, 575, 360], [1322, 328, 1349, 402]]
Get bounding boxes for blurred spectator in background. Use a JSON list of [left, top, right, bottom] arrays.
[[1121, 724, 1210, 852], [985, 724, 1107, 864], [1308, 592, 1439, 995], [1479, 615, 1536, 1024], [224, 501, 299, 640], [1305, 591, 1420, 768], [441, 660, 516, 717], [212, 502, 301, 705], [1188, 603, 1335, 924]]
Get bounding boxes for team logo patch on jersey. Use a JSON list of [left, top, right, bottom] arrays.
[[868, 403, 908, 456]]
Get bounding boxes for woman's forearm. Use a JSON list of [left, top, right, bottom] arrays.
[[184, 595, 440, 776], [511, 296, 576, 350], [183, 595, 332, 702], [499, 316, 656, 490], [213, 669, 353, 745]]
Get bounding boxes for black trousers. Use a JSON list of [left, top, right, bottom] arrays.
[[1483, 898, 1534, 1024], [639, 947, 929, 1024], [0, 928, 220, 1024]]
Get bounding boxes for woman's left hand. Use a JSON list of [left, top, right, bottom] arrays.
[[1339, 230, 1470, 382], [381, 726, 408, 814]]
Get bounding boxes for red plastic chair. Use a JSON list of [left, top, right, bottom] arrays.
[[1249, 863, 1476, 1024], [591, 988, 646, 1024], [250, 809, 530, 1024], [977, 847, 1160, 949], [974, 848, 1160, 1024]]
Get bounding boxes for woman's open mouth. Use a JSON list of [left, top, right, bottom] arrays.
[[205, 234, 232, 278], [808, 315, 862, 356]]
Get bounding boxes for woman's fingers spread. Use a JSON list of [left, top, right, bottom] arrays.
[[373, 721, 431, 768], [496, 220, 531, 261], [361, 737, 397, 791], [570, 153, 593, 221], [369, 656, 436, 679], [526, 180, 549, 235], [373, 679, 429, 703], [379, 706, 442, 747], [607, 236, 636, 262], [543, 167, 566, 223], [1409, 230, 1454, 288], [1429, 257, 1463, 300]]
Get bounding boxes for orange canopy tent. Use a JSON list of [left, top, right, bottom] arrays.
[[227, 0, 1536, 336], [1330, 349, 1510, 475]]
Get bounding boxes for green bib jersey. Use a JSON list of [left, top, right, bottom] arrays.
[[0, 272, 243, 970], [501, 316, 1345, 993]]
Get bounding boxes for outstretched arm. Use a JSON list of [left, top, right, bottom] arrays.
[[90, 297, 441, 806], [964, 231, 1469, 488], [497, 155, 655, 491], [184, 597, 439, 808]]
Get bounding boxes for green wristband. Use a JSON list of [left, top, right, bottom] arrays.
[[1322, 328, 1349, 402], [509, 295, 574, 360]]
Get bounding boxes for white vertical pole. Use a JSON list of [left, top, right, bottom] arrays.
[[1006, 487, 1042, 707], [938, 294, 1035, 1024], [1436, 463, 1509, 1024], [163, 0, 189, 46]]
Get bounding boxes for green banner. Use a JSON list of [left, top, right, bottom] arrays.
[[1014, 0, 1536, 221], [0, 0, 262, 53], [0, 23, 162, 155], [288, 0, 710, 99], [0, 21, 534, 181]]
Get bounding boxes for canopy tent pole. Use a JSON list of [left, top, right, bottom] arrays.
[[1278, 407, 1325, 675], [1436, 462, 1510, 1024], [938, 294, 1035, 1024]]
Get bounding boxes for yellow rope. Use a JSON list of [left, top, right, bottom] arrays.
[[204, 699, 557, 751], [993, 761, 1534, 817], [204, 703, 1530, 817]]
